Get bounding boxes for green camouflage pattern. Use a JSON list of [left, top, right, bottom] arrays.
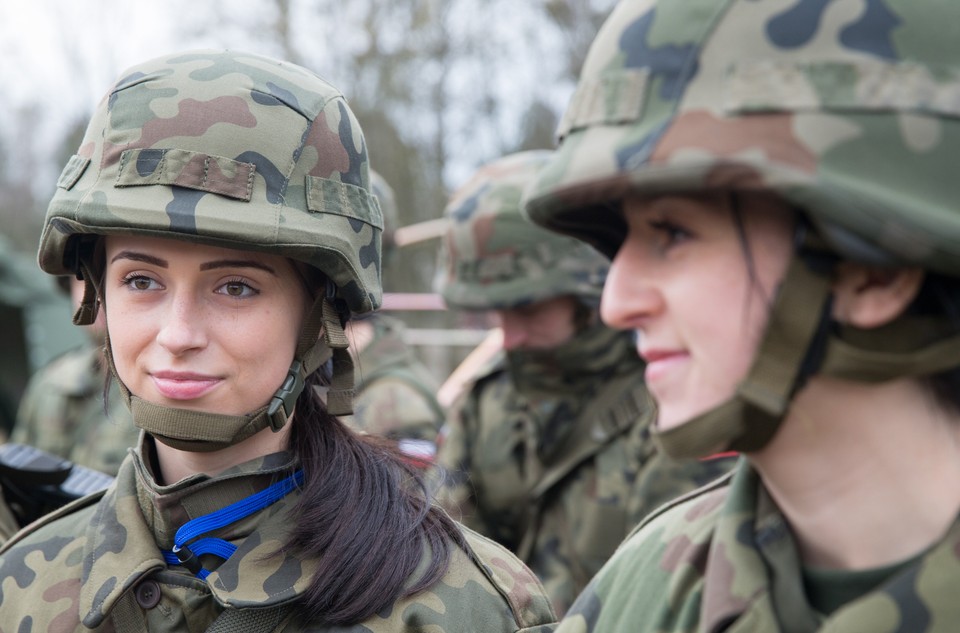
[[555, 459, 960, 632], [524, 0, 960, 276], [435, 322, 734, 615], [40, 49, 383, 314], [0, 437, 557, 631], [342, 314, 444, 458], [13, 342, 137, 476], [436, 151, 608, 310]]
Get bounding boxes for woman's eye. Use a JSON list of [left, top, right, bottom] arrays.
[[218, 280, 258, 298], [649, 220, 691, 246], [122, 275, 158, 291]]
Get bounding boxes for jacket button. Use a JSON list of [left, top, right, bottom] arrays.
[[135, 579, 162, 609]]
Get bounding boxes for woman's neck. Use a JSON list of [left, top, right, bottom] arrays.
[[750, 376, 960, 570], [155, 422, 292, 484]]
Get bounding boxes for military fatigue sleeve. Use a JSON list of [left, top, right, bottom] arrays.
[[326, 528, 557, 632], [350, 376, 442, 443], [11, 360, 65, 450], [433, 388, 485, 531]]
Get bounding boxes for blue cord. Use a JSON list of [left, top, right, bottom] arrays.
[[161, 470, 303, 579]]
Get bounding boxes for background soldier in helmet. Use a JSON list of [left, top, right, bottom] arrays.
[[12, 275, 136, 476], [524, 0, 960, 631], [433, 149, 734, 615], [340, 170, 444, 467], [0, 233, 84, 439], [0, 50, 556, 631]]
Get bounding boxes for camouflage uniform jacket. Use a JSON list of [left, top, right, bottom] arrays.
[[557, 459, 960, 633], [435, 326, 734, 615], [343, 314, 444, 453], [0, 439, 557, 632], [13, 342, 137, 476]]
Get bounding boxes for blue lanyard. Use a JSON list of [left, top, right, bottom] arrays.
[[161, 470, 303, 580]]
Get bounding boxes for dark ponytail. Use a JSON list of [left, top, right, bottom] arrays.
[[283, 370, 467, 625]]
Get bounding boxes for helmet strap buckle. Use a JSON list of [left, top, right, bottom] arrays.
[[267, 360, 305, 429]]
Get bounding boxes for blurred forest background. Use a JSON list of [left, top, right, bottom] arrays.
[[0, 0, 616, 389]]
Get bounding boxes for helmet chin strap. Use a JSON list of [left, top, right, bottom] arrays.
[[654, 241, 960, 460], [74, 242, 357, 453], [654, 248, 834, 459], [105, 294, 350, 453], [72, 259, 101, 326]]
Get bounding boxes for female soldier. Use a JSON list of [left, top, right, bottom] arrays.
[[0, 50, 556, 632], [524, 0, 960, 630]]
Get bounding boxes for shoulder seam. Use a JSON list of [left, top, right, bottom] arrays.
[[630, 465, 736, 537], [0, 489, 105, 554], [458, 526, 555, 628]]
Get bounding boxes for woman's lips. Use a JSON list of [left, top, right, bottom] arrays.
[[640, 350, 688, 384], [150, 372, 221, 400]]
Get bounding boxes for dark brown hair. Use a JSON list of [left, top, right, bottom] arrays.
[[284, 368, 467, 625]]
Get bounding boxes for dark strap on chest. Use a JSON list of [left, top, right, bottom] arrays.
[[515, 376, 651, 563], [206, 605, 293, 632], [112, 589, 293, 632]]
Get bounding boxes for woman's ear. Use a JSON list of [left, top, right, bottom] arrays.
[[831, 262, 925, 328]]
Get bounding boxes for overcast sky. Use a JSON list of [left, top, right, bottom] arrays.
[[0, 0, 610, 199]]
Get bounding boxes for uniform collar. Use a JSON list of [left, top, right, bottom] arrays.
[[79, 439, 312, 627], [701, 463, 960, 633]]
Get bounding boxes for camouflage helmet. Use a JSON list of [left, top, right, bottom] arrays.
[[436, 150, 607, 311], [523, 0, 960, 460], [369, 169, 398, 256], [40, 49, 383, 316], [524, 0, 960, 277], [37, 49, 380, 449]]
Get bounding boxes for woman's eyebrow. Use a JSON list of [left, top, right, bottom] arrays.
[[110, 251, 167, 267], [199, 260, 277, 275]]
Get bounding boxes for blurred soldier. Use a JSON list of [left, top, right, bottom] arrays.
[[339, 170, 444, 466], [433, 149, 735, 615], [526, 1, 960, 630], [0, 234, 84, 438], [13, 276, 137, 476]]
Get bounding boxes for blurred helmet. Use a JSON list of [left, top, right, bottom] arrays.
[[436, 150, 607, 310], [41, 49, 382, 316], [524, 0, 960, 276], [523, 0, 960, 458], [369, 169, 398, 257], [40, 49, 381, 449]]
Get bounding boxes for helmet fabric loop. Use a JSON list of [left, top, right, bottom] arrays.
[[73, 259, 100, 326], [320, 297, 355, 416]]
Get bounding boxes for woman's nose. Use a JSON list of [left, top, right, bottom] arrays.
[[155, 292, 207, 354], [600, 246, 662, 331]]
